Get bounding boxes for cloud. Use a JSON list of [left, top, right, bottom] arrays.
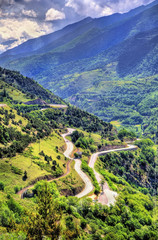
[[0, 18, 52, 52], [22, 9, 37, 17], [0, 0, 14, 7], [105, 0, 154, 13], [45, 8, 65, 21], [65, 0, 155, 17], [66, 0, 113, 17]]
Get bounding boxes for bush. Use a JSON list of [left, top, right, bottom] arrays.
[[11, 166, 23, 175], [14, 186, 19, 193], [0, 182, 4, 191]]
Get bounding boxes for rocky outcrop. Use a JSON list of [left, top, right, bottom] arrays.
[[24, 98, 47, 105]]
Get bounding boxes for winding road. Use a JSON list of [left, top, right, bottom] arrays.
[[62, 128, 94, 198], [89, 145, 137, 205], [62, 128, 137, 205], [18, 128, 137, 206]]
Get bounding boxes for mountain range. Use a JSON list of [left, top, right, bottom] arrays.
[[0, 0, 158, 134]]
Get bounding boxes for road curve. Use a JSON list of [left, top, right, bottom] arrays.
[[89, 144, 137, 205], [17, 127, 137, 203], [61, 128, 75, 160], [61, 128, 94, 198]]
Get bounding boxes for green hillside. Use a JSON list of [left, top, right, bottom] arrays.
[[0, 68, 157, 239], [0, 67, 63, 104]]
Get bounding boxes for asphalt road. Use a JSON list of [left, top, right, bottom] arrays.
[[62, 129, 137, 203], [61, 128, 75, 160], [62, 128, 94, 198], [18, 127, 137, 203], [89, 145, 137, 205]]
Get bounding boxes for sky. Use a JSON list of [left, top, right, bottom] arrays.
[[0, 0, 155, 53]]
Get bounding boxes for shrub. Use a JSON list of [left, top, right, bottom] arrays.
[[0, 182, 4, 191]]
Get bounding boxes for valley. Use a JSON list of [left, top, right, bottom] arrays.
[[0, 1, 158, 239], [0, 67, 157, 239]]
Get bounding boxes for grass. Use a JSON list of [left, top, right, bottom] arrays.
[[110, 121, 121, 128], [55, 161, 84, 196], [0, 80, 32, 103], [0, 191, 6, 201], [0, 158, 48, 195], [31, 131, 66, 171], [0, 131, 67, 195], [153, 196, 158, 223], [0, 104, 28, 132]]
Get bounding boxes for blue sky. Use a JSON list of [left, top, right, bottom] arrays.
[[0, 0, 155, 53]]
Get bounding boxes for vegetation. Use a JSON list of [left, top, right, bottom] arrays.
[[0, 179, 157, 239], [0, 67, 63, 104], [99, 139, 157, 194], [81, 160, 100, 195], [0, 66, 157, 239], [1, 3, 158, 137]]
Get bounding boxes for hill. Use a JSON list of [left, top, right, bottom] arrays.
[[1, 0, 158, 63], [0, 67, 64, 104], [0, 66, 115, 159]]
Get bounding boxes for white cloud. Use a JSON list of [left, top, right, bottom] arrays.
[[45, 8, 65, 21], [65, 0, 155, 17], [66, 0, 113, 17], [0, 44, 6, 53], [108, 0, 147, 13], [22, 9, 37, 18], [0, 18, 53, 52]]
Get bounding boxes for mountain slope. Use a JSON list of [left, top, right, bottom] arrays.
[[1, 1, 158, 65], [0, 67, 157, 239], [0, 67, 64, 104], [0, 2, 158, 134]]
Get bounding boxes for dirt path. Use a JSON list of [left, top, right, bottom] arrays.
[[17, 159, 72, 198], [17, 128, 87, 199], [49, 104, 68, 109]]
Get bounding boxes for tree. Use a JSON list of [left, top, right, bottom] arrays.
[[22, 171, 27, 181], [22, 182, 61, 239], [3, 88, 7, 97]]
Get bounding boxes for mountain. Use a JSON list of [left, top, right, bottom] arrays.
[[1, 0, 158, 61], [0, 1, 158, 134], [1, 1, 158, 64]]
